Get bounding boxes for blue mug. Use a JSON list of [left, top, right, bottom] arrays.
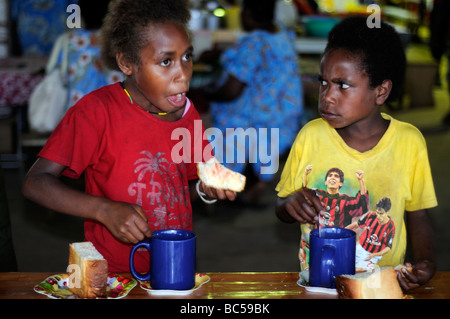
[[129, 229, 196, 290], [309, 227, 356, 288]]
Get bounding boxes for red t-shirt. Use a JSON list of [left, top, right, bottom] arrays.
[[39, 83, 212, 272]]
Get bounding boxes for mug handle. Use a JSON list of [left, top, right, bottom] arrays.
[[129, 241, 151, 281], [321, 245, 335, 288]]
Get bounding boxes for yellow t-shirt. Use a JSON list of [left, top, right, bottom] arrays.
[[276, 114, 437, 271]]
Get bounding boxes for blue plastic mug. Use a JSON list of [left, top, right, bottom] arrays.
[[129, 229, 196, 290], [309, 227, 356, 288]]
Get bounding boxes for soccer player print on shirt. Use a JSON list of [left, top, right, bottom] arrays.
[[347, 197, 396, 272], [303, 165, 370, 228], [302, 165, 397, 271], [130, 150, 191, 229]]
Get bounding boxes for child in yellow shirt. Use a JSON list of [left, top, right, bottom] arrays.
[[275, 16, 437, 291]]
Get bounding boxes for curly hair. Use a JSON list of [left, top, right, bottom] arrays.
[[100, 0, 191, 71], [324, 16, 406, 102]]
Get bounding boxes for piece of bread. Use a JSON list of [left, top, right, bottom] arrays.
[[68, 242, 108, 298], [334, 266, 403, 299], [197, 157, 246, 192], [394, 264, 414, 277]]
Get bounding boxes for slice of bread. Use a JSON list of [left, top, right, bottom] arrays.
[[334, 266, 403, 299], [197, 157, 246, 192], [68, 242, 108, 298], [394, 264, 414, 277]]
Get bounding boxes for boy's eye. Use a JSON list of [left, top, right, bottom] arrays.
[[317, 75, 327, 87], [183, 52, 193, 62], [160, 59, 171, 67], [340, 83, 350, 89]]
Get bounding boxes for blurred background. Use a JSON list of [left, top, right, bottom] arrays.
[[0, 0, 449, 273]]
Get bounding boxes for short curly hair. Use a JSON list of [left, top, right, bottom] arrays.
[[100, 0, 191, 71], [324, 16, 406, 102]]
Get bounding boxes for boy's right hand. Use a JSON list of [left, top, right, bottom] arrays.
[[277, 187, 325, 224], [99, 202, 152, 244]]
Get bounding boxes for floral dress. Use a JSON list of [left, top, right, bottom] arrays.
[[209, 29, 304, 181], [11, 0, 78, 56], [64, 30, 123, 111]]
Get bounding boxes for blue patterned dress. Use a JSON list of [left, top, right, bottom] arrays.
[[64, 30, 123, 111], [209, 29, 304, 181], [11, 0, 78, 56]]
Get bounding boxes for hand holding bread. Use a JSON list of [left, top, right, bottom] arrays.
[[335, 262, 435, 298], [200, 182, 238, 201], [395, 260, 436, 292], [197, 157, 246, 201]]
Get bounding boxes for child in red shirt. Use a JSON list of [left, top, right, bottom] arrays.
[[22, 0, 236, 272]]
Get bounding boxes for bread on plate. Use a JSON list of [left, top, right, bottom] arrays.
[[197, 157, 246, 192], [68, 241, 108, 298], [334, 266, 403, 299]]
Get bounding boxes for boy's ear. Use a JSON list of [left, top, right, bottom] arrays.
[[116, 52, 133, 76], [376, 80, 392, 105]]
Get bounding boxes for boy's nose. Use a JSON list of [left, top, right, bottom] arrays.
[[323, 86, 336, 103], [175, 63, 192, 84]]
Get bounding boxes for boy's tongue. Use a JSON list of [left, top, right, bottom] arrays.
[[168, 93, 186, 106]]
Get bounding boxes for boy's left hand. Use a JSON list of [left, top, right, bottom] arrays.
[[200, 182, 237, 201], [396, 261, 435, 291]]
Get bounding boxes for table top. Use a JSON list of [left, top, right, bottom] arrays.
[[0, 271, 449, 300]]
